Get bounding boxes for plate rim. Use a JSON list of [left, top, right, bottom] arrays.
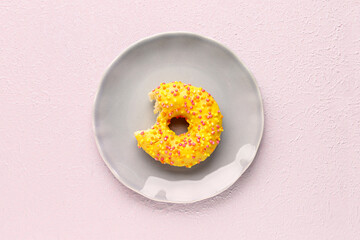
[[92, 31, 265, 204]]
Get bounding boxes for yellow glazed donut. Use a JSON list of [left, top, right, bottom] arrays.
[[134, 81, 224, 168]]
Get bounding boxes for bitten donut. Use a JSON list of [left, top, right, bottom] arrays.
[[134, 81, 224, 168]]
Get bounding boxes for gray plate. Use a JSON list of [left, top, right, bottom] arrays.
[[93, 32, 264, 203]]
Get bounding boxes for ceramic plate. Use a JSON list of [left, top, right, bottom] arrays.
[[93, 32, 264, 203]]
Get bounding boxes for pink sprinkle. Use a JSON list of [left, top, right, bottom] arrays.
[[218, 110, 220, 113], [161, 157, 164, 161], [175, 89, 178, 92], [211, 131, 215, 135], [199, 109, 202, 112], [169, 153, 172, 156], [170, 161, 174, 165], [157, 153, 160, 156], [173, 93, 177, 96], [206, 99, 210, 102], [192, 156, 195, 159], [173, 84, 176, 87], [183, 95, 187, 99], [190, 106, 193, 109], [196, 96, 200, 99], [203, 137, 205, 141], [188, 133, 190, 137], [202, 89, 205, 92], [187, 87, 190, 91], [150, 141, 153, 144], [140, 131, 144, 135], [171, 91, 174, 93], [155, 91, 159, 94], [165, 151, 168, 154], [160, 141, 163, 144], [179, 143, 182, 146], [197, 139, 200, 143], [198, 115, 202, 119], [192, 112, 196, 115], [216, 140, 219, 144], [216, 125, 220, 128], [206, 145, 209, 148]]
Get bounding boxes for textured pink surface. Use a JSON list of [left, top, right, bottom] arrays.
[[1, 0, 360, 239]]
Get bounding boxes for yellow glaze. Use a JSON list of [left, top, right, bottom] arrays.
[[134, 81, 223, 168]]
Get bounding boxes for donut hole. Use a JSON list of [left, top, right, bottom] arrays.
[[168, 117, 189, 135]]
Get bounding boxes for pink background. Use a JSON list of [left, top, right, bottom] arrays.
[[1, 0, 360, 239]]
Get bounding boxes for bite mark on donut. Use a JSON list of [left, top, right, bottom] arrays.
[[148, 91, 162, 114]]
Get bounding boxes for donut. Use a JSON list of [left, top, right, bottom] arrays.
[[134, 81, 224, 168]]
